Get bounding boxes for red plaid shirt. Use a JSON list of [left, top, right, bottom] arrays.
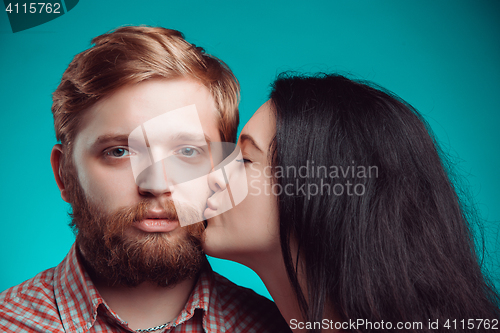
[[0, 244, 291, 332]]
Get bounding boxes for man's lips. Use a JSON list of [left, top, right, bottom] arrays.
[[133, 208, 179, 233], [134, 218, 179, 233]]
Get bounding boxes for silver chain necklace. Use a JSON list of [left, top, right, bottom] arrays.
[[135, 322, 171, 333]]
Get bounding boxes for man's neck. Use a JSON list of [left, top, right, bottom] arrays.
[[94, 277, 197, 331], [77, 244, 199, 331]]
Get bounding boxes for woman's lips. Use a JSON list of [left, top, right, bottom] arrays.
[[204, 207, 218, 219], [204, 196, 219, 219], [206, 197, 218, 210], [134, 218, 179, 233]]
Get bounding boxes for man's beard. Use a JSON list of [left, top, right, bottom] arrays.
[[63, 160, 206, 288]]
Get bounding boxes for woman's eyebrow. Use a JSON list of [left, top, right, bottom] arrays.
[[239, 134, 263, 153]]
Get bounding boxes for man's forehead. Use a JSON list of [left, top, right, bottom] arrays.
[[100, 79, 213, 114], [75, 79, 221, 149], [130, 104, 206, 139]]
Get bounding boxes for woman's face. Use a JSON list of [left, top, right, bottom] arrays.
[[203, 101, 280, 263]]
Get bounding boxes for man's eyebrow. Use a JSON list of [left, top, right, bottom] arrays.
[[92, 134, 130, 147], [168, 132, 212, 145], [239, 134, 263, 153], [92, 132, 212, 149]]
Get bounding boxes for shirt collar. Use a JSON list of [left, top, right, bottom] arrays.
[[53, 243, 104, 332], [175, 262, 226, 332], [53, 243, 225, 333]]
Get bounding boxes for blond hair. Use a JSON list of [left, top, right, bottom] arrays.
[[52, 26, 240, 152]]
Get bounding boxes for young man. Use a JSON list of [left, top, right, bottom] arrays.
[[0, 26, 290, 332]]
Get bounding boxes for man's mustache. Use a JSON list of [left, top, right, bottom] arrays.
[[103, 198, 179, 243]]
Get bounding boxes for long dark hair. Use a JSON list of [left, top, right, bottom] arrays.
[[269, 73, 499, 332]]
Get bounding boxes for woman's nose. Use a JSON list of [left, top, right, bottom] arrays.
[[208, 167, 228, 193]]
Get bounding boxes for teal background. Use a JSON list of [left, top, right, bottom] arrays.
[[1, 1, 499, 299]]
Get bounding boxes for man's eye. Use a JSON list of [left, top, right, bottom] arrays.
[[105, 148, 130, 158], [176, 147, 200, 157]]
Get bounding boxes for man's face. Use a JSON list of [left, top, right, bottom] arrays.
[[65, 78, 221, 286]]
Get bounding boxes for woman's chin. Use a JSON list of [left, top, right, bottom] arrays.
[[202, 218, 238, 260], [201, 217, 221, 256], [203, 207, 219, 220]]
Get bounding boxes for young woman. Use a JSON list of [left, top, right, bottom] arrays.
[[204, 73, 499, 332]]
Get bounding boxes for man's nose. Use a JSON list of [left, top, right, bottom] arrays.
[[136, 160, 171, 197]]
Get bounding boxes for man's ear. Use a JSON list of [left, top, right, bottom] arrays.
[[51, 144, 71, 203]]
